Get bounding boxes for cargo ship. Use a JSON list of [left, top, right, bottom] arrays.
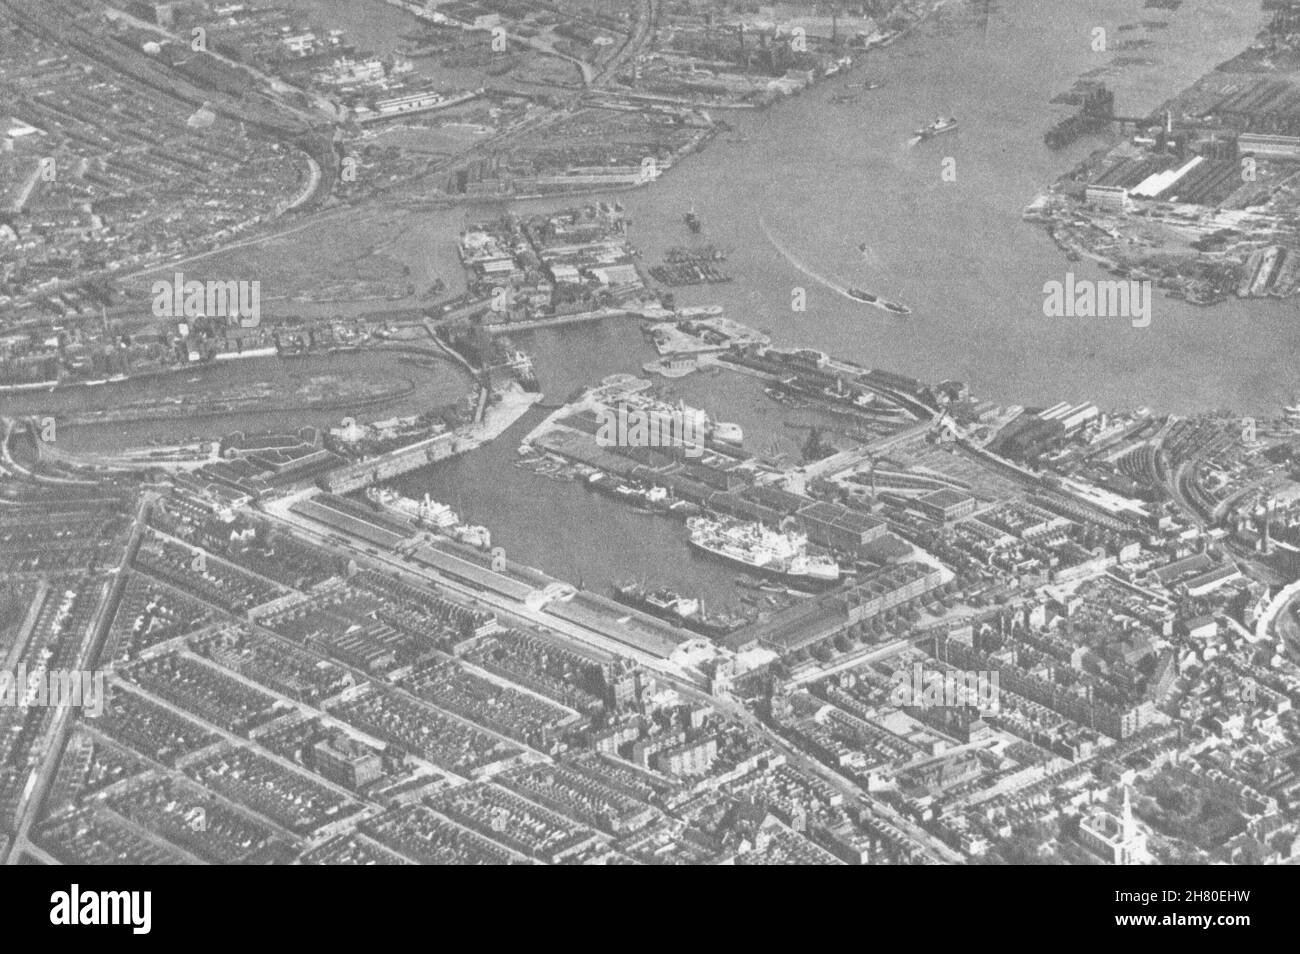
[[686, 516, 840, 589], [914, 116, 958, 140], [685, 206, 702, 233], [611, 582, 746, 638], [586, 474, 696, 515]]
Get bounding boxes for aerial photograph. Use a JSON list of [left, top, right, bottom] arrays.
[[0, 0, 1296, 895]]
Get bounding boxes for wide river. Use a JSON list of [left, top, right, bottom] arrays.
[[20, 0, 1288, 604], [396, 0, 1291, 601], [290, 0, 1290, 412]]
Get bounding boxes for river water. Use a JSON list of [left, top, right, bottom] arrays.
[[399, 0, 1288, 598], [17, 0, 1288, 603], [285, 0, 1287, 413]]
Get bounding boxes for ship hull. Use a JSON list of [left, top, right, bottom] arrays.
[[915, 122, 958, 140], [687, 538, 839, 591], [611, 586, 742, 637]]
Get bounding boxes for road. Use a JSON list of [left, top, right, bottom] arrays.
[[713, 697, 961, 864], [591, 0, 657, 88], [260, 493, 698, 681], [3, 492, 150, 865], [261, 493, 962, 862], [786, 638, 911, 686]]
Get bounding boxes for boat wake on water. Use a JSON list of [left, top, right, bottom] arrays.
[[759, 217, 841, 293], [760, 217, 912, 317]]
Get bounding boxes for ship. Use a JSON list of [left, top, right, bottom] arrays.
[[1044, 84, 1114, 149], [589, 475, 675, 513], [366, 487, 459, 529], [508, 349, 540, 391], [685, 206, 702, 233], [454, 524, 491, 549], [611, 582, 745, 638], [675, 305, 723, 318], [709, 420, 744, 445], [847, 287, 912, 316], [1285, 396, 1300, 424], [686, 516, 840, 590], [914, 116, 958, 140]]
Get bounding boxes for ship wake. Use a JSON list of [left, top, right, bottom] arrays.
[[760, 217, 910, 315]]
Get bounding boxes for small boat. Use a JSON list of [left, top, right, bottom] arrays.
[[914, 116, 958, 140]]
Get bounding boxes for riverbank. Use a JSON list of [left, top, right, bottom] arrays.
[[1024, 9, 1300, 308]]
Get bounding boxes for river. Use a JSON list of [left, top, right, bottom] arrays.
[[23, 0, 1287, 604], [394, 0, 1288, 601]]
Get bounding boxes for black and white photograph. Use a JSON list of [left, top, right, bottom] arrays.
[[0, 0, 1294, 914]]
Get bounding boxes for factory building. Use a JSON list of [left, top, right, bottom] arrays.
[[1236, 133, 1300, 161]]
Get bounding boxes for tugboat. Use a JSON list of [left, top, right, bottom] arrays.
[[685, 206, 702, 233], [846, 287, 878, 304], [914, 116, 958, 140]]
